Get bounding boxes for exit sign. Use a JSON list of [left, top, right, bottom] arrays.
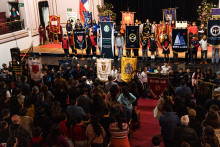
[[18, 3, 24, 7]]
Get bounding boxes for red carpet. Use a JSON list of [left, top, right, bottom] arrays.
[[41, 43, 62, 48], [130, 98, 164, 147]]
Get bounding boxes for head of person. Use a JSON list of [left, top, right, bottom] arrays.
[[164, 35, 168, 40], [201, 23, 204, 27], [150, 33, 155, 38], [77, 64, 80, 68], [196, 68, 201, 73], [122, 86, 130, 99], [192, 35, 197, 40], [92, 19, 96, 24], [153, 21, 156, 24], [146, 19, 150, 23], [81, 76, 87, 84], [85, 34, 89, 38], [181, 115, 189, 126], [115, 114, 123, 130], [179, 68, 183, 73], [63, 34, 67, 38], [192, 22, 196, 26], [138, 20, 142, 24], [108, 75, 113, 82], [188, 108, 196, 118], [67, 20, 71, 24], [180, 79, 186, 86], [186, 68, 190, 73], [112, 65, 116, 70], [11, 7, 16, 12], [77, 19, 80, 24], [33, 127, 42, 137], [91, 116, 102, 136], [11, 115, 20, 124], [181, 142, 191, 147], [203, 125, 216, 138], [152, 135, 161, 146], [209, 104, 219, 113], [135, 19, 138, 23], [84, 64, 88, 69], [32, 86, 39, 95], [164, 62, 168, 67], [203, 35, 207, 40], [117, 32, 121, 37]]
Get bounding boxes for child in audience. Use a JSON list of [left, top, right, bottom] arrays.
[[62, 34, 69, 56], [199, 35, 208, 64]]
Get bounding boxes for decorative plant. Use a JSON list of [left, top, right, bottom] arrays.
[[97, 3, 116, 20], [197, 0, 218, 23]]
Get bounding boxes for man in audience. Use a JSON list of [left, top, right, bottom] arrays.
[[175, 79, 192, 99], [105, 75, 118, 93], [77, 88, 91, 114]]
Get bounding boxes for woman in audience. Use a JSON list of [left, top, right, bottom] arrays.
[[195, 82, 211, 106], [86, 116, 106, 147], [201, 125, 219, 147], [192, 68, 203, 94], [204, 68, 214, 82], [117, 86, 136, 122], [109, 114, 130, 147]]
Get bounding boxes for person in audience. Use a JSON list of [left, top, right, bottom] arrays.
[[77, 88, 91, 114], [195, 82, 211, 106], [151, 135, 161, 147], [29, 127, 46, 147], [0, 121, 9, 145], [201, 125, 219, 147], [110, 65, 118, 81], [105, 75, 118, 93], [188, 108, 202, 137], [19, 108, 33, 136], [173, 115, 200, 147], [175, 79, 192, 100]]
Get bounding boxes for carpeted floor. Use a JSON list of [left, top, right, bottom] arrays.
[[130, 98, 164, 147]]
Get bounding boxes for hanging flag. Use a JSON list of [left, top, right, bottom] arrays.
[[79, 0, 89, 22], [207, 20, 220, 45], [83, 11, 92, 30], [28, 58, 42, 82], [49, 15, 60, 34], [121, 57, 137, 83], [100, 21, 114, 58], [66, 12, 77, 25], [172, 29, 188, 53], [147, 73, 169, 100], [163, 8, 176, 22], [96, 58, 112, 82], [126, 26, 140, 49], [211, 8, 220, 20], [73, 29, 87, 50], [122, 12, 134, 29], [100, 14, 110, 21]]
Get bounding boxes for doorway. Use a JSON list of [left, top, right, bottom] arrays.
[[38, 1, 49, 29]]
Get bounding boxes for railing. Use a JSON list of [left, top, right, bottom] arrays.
[[0, 20, 25, 35]]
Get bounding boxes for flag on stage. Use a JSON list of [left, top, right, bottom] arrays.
[[96, 58, 112, 82], [66, 12, 77, 25], [79, 0, 89, 22], [163, 9, 176, 22], [100, 21, 114, 58], [208, 20, 220, 45], [126, 26, 140, 49], [83, 11, 92, 30], [100, 14, 110, 21], [122, 12, 134, 29], [73, 29, 87, 50], [49, 15, 60, 34], [28, 58, 42, 82], [172, 29, 188, 53], [147, 73, 169, 100], [121, 57, 137, 83]]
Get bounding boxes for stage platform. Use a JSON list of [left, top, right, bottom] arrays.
[[21, 41, 214, 59]]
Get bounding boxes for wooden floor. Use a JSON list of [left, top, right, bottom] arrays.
[[22, 41, 214, 59]]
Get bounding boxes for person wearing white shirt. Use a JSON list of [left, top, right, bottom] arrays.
[[151, 21, 157, 34], [141, 67, 148, 98], [161, 62, 171, 74], [199, 35, 208, 64], [110, 65, 118, 80]]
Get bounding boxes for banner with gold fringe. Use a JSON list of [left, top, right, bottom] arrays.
[[49, 15, 60, 34], [96, 58, 112, 82], [28, 58, 42, 82], [121, 57, 137, 83]]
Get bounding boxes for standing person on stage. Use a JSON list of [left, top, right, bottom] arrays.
[[90, 32, 97, 59], [62, 34, 69, 56], [86, 34, 91, 58], [148, 34, 157, 62], [162, 35, 170, 62], [92, 20, 98, 36], [198, 23, 206, 40], [58, 25, 63, 44], [38, 25, 46, 45], [69, 33, 77, 58], [189, 22, 198, 35], [142, 36, 148, 61], [189, 35, 199, 65], [115, 32, 124, 61], [199, 35, 208, 64], [143, 19, 152, 37], [46, 22, 53, 44], [66, 20, 72, 36], [151, 21, 157, 35], [139, 21, 143, 36], [74, 19, 83, 30], [212, 45, 220, 65], [185, 33, 193, 64]]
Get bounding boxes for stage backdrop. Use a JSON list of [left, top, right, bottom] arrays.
[[172, 29, 188, 53], [73, 29, 87, 50], [49, 15, 60, 34], [96, 58, 112, 82], [122, 12, 134, 29], [66, 12, 77, 26], [147, 73, 169, 100], [126, 26, 140, 49], [100, 21, 114, 58], [28, 58, 42, 82], [208, 20, 220, 45], [121, 57, 137, 83]]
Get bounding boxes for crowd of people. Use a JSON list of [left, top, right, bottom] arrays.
[[0, 58, 219, 147]]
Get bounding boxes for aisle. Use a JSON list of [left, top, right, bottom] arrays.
[[130, 98, 164, 147]]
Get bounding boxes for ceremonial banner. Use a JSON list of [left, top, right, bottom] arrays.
[[147, 73, 169, 100], [49, 15, 60, 34], [172, 29, 188, 53], [83, 11, 92, 29], [163, 9, 176, 22], [155, 23, 169, 48], [66, 12, 77, 25], [126, 26, 140, 48], [121, 57, 137, 83], [79, 0, 89, 22], [100, 14, 110, 21], [208, 20, 220, 45], [96, 58, 111, 82], [73, 29, 87, 50], [211, 8, 220, 20], [100, 21, 114, 58], [122, 12, 134, 29], [143, 23, 151, 37], [28, 58, 42, 82]]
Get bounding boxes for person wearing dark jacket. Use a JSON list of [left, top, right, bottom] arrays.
[[175, 79, 192, 100], [82, 64, 89, 77], [189, 35, 200, 65], [74, 19, 83, 29], [159, 105, 180, 147], [77, 88, 91, 114], [74, 64, 83, 81], [86, 34, 91, 57], [68, 80, 81, 101], [66, 20, 72, 36], [173, 115, 200, 147]]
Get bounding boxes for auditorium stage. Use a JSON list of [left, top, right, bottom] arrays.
[[21, 42, 214, 59]]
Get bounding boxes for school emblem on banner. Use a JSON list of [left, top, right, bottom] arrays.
[[121, 57, 137, 83], [100, 21, 114, 59], [126, 26, 140, 49], [172, 29, 188, 53], [28, 58, 42, 82], [208, 20, 220, 45], [66, 12, 77, 25], [73, 29, 87, 50], [163, 8, 176, 22], [147, 73, 169, 100], [49, 15, 60, 34], [83, 11, 92, 29], [100, 14, 110, 21], [96, 58, 111, 82]]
